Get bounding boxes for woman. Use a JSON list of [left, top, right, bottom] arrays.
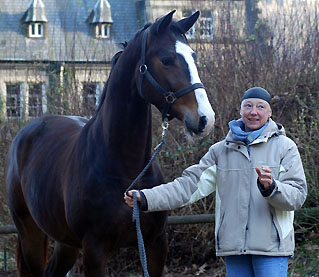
[[124, 87, 307, 276]]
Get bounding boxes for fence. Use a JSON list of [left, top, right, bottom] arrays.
[[1, 208, 318, 274], [0, 214, 215, 273], [0, 214, 215, 236]]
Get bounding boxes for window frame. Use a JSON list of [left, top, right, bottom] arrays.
[[28, 83, 44, 118], [82, 82, 99, 117], [28, 22, 44, 38], [95, 23, 111, 39], [182, 10, 196, 40], [6, 83, 23, 119], [200, 10, 214, 39], [182, 9, 214, 40]]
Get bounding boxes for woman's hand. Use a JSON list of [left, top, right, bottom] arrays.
[[256, 165, 273, 189], [124, 190, 141, 208]]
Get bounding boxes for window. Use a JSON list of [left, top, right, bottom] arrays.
[[95, 24, 111, 39], [28, 23, 44, 38], [182, 10, 214, 40], [28, 83, 43, 117], [5, 82, 46, 118], [82, 83, 98, 117], [6, 83, 22, 118], [182, 10, 196, 39], [200, 11, 214, 39]]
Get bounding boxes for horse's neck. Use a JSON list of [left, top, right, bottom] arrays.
[[100, 94, 152, 149], [87, 54, 154, 177]]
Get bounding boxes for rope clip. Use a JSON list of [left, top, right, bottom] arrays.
[[161, 119, 169, 138]]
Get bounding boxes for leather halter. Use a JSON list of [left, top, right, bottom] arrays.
[[137, 28, 205, 121]]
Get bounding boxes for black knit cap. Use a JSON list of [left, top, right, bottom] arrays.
[[241, 87, 272, 106]]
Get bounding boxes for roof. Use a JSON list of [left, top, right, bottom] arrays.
[[0, 0, 140, 62], [21, 0, 48, 23], [87, 0, 113, 24]]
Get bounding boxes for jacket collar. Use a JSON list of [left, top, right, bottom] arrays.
[[225, 118, 286, 145]]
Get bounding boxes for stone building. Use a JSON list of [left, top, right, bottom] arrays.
[[2, 0, 311, 120], [0, 0, 139, 119]]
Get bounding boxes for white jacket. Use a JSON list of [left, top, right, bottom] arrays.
[[142, 119, 307, 256]]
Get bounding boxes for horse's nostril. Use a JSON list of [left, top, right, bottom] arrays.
[[199, 116, 207, 132]]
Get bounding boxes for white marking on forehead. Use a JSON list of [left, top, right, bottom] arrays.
[[175, 41, 215, 122], [175, 41, 200, 84]]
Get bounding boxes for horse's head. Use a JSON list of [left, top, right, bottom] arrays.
[[137, 10, 215, 137]]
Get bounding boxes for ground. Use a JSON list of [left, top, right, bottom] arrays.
[[0, 232, 318, 276]]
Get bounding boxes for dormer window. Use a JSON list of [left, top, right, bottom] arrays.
[[21, 0, 47, 38], [95, 23, 111, 39], [28, 22, 44, 38], [87, 0, 113, 39]]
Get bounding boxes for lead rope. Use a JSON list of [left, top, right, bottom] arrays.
[[125, 120, 169, 277], [132, 191, 148, 277]]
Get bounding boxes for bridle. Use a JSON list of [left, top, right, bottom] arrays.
[[137, 27, 205, 121], [130, 27, 206, 277]]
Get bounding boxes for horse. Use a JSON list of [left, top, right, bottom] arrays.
[[6, 10, 215, 276]]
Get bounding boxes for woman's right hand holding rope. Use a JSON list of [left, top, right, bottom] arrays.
[[124, 190, 141, 208]]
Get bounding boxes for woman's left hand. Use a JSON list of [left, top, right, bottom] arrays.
[[256, 165, 273, 189]]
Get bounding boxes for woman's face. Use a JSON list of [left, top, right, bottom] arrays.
[[240, 98, 272, 132]]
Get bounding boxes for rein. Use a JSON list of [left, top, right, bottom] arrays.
[[137, 28, 205, 121]]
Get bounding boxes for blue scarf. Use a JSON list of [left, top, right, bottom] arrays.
[[228, 119, 269, 144]]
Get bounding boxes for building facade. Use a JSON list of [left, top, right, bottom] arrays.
[[2, 0, 311, 120], [0, 0, 139, 119]]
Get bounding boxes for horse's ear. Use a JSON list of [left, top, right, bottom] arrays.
[[153, 10, 176, 35], [176, 11, 200, 34]]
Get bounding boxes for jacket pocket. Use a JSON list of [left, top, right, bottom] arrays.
[[216, 211, 225, 250], [271, 216, 280, 246]]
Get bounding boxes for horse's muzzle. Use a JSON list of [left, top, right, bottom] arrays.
[[185, 113, 215, 137]]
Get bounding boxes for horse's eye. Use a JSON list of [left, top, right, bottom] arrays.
[[161, 57, 174, 66]]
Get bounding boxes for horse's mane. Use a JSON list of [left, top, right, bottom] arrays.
[[95, 23, 152, 115], [95, 50, 123, 114]]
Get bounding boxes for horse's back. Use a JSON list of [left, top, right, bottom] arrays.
[[6, 114, 87, 183], [6, 115, 88, 241]]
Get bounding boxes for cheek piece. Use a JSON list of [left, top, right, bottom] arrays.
[[138, 28, 205, 122]]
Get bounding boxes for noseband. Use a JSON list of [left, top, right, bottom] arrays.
[[137, 28, 205, 121]]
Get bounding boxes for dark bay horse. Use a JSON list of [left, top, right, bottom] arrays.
[[6, 10, 215, 276]]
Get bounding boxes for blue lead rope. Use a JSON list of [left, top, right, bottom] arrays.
[[125, 138, 165, 193], [125, 120, 169, 277], [132, 191, 149, 277]]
